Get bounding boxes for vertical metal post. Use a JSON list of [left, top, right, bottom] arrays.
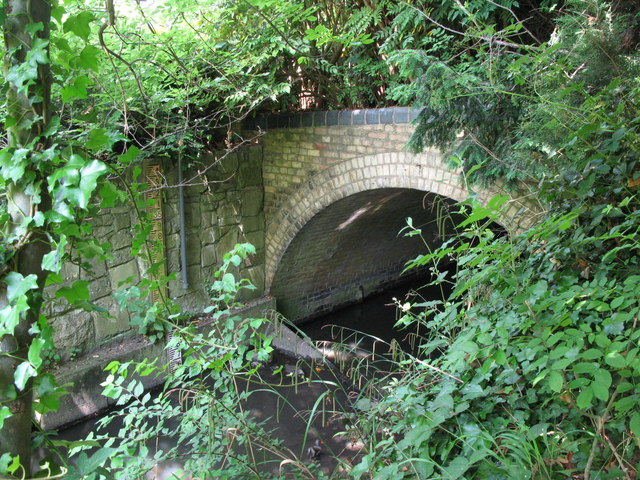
[[178, 155, 189, 289]]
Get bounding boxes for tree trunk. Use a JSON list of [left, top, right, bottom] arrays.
[[1, 0, 51, 475]]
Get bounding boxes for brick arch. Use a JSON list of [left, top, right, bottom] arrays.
[[265, 149, 527, 291]]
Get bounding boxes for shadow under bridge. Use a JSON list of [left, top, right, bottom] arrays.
[[270, 188, 465, 324]]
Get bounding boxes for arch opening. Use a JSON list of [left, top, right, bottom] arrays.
[[270, 188, 468, 323]]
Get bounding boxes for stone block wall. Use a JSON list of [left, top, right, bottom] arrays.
[[47, 146, 266, 360], [47, 205, 142, 360], [163, 146, 266, 312]]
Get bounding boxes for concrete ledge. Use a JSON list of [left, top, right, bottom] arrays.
[[41, 336, 165, 430], [39, 296, 326, 430], [265, 322, 323, 361]]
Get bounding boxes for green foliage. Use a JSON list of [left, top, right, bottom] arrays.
[[348, 3, 640, 476], [1, 0, 637, 477], [354, 190, 640, 477], [275, 0, 527, 110], [114, 286, 167, 343], [64, 244, 285, 479], [0, 3, 173, 473], [391, 0, 640, 187], [84, 0, 527, 116], [389, 48, 530, 185], [208, 242, 257, 310]]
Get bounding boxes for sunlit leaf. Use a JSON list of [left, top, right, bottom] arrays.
[[42, 234, 67, 273], [0, 407, 11, 430], [576, 387, 593, 410], [63, 11, 95, 40], [630, 412, 640, 437], [78, 159, 108, 208], [60, 75, 92, 102], [26, 38, 49, 66], [86, 128, 109, 152], [591, 380, 609, 402], [28, 338, 46, 370], [5, 272, 38, 303], [55, 280, 90, 303], [548, 371, 563, 393], [14, 362, 36, 391], [78, 45, 101, 72]]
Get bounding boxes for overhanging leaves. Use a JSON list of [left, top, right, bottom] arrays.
[[5, 272, 38, 303]]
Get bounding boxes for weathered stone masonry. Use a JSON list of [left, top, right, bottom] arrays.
[[44, 107, 541, 430], [47, 147, 266, 359]]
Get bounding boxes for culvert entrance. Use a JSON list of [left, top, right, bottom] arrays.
[[270, 188, 465, 324]]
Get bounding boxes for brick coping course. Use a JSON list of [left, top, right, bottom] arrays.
[[244, 107, 422, 131]]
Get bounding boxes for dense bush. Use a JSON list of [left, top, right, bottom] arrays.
[[348, 1, 640, 478]]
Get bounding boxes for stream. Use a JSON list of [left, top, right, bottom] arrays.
[[44, 278, 441, 478]]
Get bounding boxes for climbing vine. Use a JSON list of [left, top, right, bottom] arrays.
[[0, 1, 118, 475]]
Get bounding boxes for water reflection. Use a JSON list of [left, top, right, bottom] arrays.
[[301, 278, 442, 355]]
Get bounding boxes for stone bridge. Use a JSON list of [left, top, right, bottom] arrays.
[[51, 107, 535, 359], [249, 108, 531, 321]]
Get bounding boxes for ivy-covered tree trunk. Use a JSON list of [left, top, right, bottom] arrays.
[[1, 0, 51, 474]]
